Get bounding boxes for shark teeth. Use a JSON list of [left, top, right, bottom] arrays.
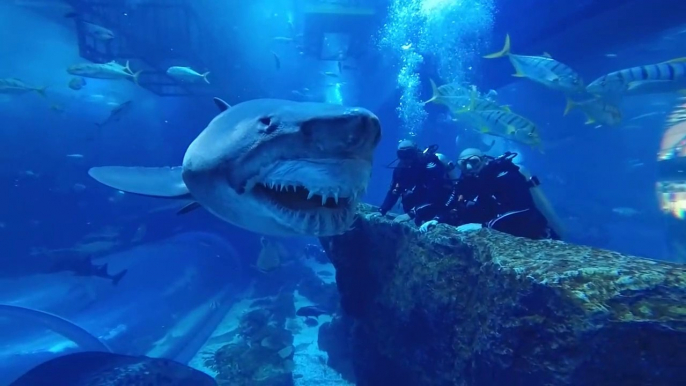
[[262, 179, 363, 205]]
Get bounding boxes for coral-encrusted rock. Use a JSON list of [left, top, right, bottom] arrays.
[[319, 204, 686, 386]]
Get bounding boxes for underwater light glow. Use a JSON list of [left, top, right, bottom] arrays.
[[656, 99, 686, 220], [379, 0, 495, 136], [325, 82, 344, 105], [419, 0, 453, 16]]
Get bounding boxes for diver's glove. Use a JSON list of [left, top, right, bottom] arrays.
[[419, 220, 438, 233], [456, 223, 482, 232]]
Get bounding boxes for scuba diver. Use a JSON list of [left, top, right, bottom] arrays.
[[368, 139, 459, 225], [419, 148, 563, 240]]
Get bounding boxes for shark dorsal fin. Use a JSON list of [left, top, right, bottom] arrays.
[[213, 97, 231, 112]]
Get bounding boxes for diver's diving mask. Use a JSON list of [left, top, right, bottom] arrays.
[[396, 147, 419, 163], [458, 155, 483, 172]]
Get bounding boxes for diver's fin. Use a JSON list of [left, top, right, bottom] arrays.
[[563, 98, 575, 116], [88, 166, 190, 197], [484, 34, 511, 59], [177, 201, 202, 215], [422, 78, 440, 105], [213, 97, 231, 111]]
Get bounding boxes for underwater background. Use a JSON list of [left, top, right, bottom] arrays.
[[0, 0, 685, 385]]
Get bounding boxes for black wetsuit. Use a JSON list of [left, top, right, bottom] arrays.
[[379, 152, 456, 224], [437, 154, 560, 240]]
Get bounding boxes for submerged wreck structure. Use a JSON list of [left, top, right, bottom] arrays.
[[319, 204, 686, 386]]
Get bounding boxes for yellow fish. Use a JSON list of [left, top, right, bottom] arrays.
[[484, 34, 584, 93]]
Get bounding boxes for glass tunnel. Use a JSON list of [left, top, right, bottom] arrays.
[[0, 232, 244, 385]]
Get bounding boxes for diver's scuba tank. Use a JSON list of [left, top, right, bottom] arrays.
[[494, 151, 564, 238], [517, 164, 566, 239]]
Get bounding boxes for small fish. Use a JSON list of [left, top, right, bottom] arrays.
[[66, 154, 84, 158], [0, 78, 47, 97], [166, 66, 210, 84], [96, 100, 132, 129], [67, 61, 141, 84], [68, 77, 86, 90], [586, 58, 686, 97], [612, 207, 640, 217], [629, 111, 663, 121], [272, 51, 281, 69], [564, 97, 622, 126], [50, 104, 65, 113], [296, 305, 330, 318], [605, 53, 618, 58], [8, 351, 217, 386], [273, 36, 293, 43], [484, 34, 584, 93], [321, 71, 339, 78]]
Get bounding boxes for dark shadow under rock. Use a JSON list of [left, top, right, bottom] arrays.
[[297, 275, 339, 311], [318, 315, 356, 383], [319, 203, 686, 386]]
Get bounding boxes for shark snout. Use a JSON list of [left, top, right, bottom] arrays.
[[302, 107, 381, 155]]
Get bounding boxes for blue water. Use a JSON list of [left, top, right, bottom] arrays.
[[0, 0, 684, 384]]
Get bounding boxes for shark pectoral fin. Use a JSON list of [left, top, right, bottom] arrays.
[[177, 201, 202, 215], [88, 166, 189, 197]]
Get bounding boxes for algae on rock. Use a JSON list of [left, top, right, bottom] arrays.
[[319, 203, 686, 386], [206, 305, 295, 386]]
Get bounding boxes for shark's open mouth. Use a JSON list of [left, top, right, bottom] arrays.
[[254, 182, 352, 211], [250, 178, 360, 236]]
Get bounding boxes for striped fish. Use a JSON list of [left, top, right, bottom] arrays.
[[564, 97, 622, 126], [424, 79, 510, 113], [484, 34, 584, 94], [586, 58, 686, 97], [470, 110, 543, 150]]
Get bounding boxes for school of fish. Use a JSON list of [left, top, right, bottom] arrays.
[[424, 33, 686, 151]]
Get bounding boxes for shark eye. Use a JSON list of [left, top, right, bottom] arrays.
[[259, 117, 277, 134]]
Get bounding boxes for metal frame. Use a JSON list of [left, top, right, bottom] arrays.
[[64, 0, 213, 96]]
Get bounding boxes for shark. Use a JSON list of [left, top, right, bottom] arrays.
[[88, 98, 381, 237]]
